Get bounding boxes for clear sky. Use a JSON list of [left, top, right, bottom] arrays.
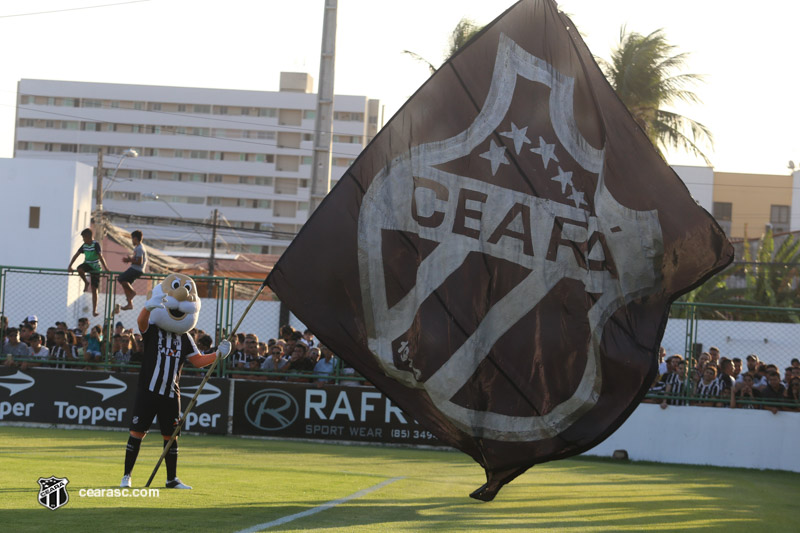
[[1, 0, 798, 175]]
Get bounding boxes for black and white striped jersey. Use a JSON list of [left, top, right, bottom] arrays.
[[50, 344, 79, 369], [138, 325, 199, 397], [695, 379, 721, 399], [663, 372, 687, 405]]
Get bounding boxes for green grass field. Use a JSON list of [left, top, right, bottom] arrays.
[[0, 426, 797, 532]]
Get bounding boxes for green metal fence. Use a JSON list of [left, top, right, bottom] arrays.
[[1, 266, 795, 397], [0, 265, 365, 384]]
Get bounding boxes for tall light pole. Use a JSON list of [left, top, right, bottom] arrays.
[[94, 148, 138, 242], [309, 0, 337, 216]]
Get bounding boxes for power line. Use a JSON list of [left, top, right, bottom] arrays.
[[0, 0, 149, 19]]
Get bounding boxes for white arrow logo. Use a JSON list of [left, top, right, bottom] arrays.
[[0, 371, 35, 396], [76, 375, 128, 401], [180, 382, 221, 406]]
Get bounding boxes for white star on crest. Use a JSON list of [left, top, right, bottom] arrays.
[[479, 139, 509, 175], [551, 166, 573, 195], [568, 188, 588, 209], [530, 136, 559, 169], [499, 122, 531, 154]]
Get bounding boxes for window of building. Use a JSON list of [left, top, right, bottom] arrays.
[[301, 156, 312, 165], [193, 104, 211, 114], [178, 104, 187, 112], [302, 133, 313, 141], [150, 103, 162, 111], [712, 202, 732, 221], [257, 131, 275, 140], [303, 110, 316, 120], [190, 150, 207, 159], [255, 176, 273, 186], [133, 102, 143, 110], [770, 205, 790, 225], [215, 106, 228, 115], [299, 179, 309, 188], [29, 207, 40, 229], [258, 108, 276, 117]]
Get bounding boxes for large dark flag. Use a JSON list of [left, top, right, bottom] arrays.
[[267, 0, 732, 500]]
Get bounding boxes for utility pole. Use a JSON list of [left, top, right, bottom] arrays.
[[94, 149, 105, 242], [309, 0, 337, 216], [208, 208, 218, 297]]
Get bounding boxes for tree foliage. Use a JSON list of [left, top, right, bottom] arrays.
[[403, 18, 483, 74], [678, 228, 800, 321], [598, 27, 713, 164]]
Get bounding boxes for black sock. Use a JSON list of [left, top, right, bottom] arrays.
[[164, 439, 178, 480], [124, 435, 142, 475]]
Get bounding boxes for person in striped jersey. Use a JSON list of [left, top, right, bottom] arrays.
[[120, 273, 231, 490], [694, 364, 720, 406]]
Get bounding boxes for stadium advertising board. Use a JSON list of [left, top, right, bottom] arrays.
[[0, 367, 228, 435], [233, 381, 445, 446]]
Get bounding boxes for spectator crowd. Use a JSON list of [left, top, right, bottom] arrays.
[[2, 313, 798, 407], [1, 314, 344, 385], [648, 345, 800, 413]]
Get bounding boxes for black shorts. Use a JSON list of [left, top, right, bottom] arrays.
[[118, 267, 143, 284], [129, 389, 181, 436], [78, 263, 101, 287]]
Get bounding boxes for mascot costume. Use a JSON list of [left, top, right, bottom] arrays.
[[120, 273, 231, 489]]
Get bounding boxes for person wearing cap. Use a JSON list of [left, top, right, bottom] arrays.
[[24, 315, 39, 330]]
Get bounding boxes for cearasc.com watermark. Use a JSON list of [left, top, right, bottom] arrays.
[[79, 488, 160, 498]]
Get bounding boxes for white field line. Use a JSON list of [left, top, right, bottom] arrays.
[[234, 476, 404, 533]]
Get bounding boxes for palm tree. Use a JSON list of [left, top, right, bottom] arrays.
[[598, 27, 713, 164], [403, 18, 483, 74]]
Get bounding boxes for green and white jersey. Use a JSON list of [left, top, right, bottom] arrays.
[[77, 241, 102, 271]]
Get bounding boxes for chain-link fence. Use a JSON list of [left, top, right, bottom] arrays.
[[1, 266, 794, 394]]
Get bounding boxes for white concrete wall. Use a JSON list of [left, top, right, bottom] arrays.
[[585, 403, 800, 473], [671, 165, 714, 213], [0, 158, 93, 270]]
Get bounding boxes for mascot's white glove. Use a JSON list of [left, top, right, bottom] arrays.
[[145, 294, 166, 312], [217, 339, 232, 360]]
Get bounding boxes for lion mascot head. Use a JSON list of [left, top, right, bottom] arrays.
[[146, 273, 201, 334]]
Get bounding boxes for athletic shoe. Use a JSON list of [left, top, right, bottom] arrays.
[[165, 478, 192, 489], [120, 474, 132, 488]]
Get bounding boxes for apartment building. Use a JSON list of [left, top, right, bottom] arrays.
[[14, 75, 381, 255], [673, 166, 800, 239]]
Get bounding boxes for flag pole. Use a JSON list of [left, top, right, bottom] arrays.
[[145, 280, 269, 487]]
